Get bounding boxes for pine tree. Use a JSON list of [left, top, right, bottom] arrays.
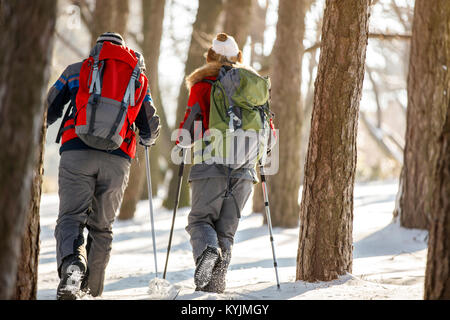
[[397, 0, 450, 230], [296, 0, 371, 282], [421, 0, 450, 300], [223, 0, 254, 48], [14, 114, 47, 299], [90, 0, 129, 47], [266, 0, 308, 227], [0, 0, 57, 299], [118, 0, 166, 220]]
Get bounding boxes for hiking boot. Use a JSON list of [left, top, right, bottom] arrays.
[[194, 246, 221, 290], [56, 255, 87, 300], [201, 250, 231, 294]]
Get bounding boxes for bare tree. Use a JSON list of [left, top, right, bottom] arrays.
[[296, 0, 371, 282], [163, 0, 224, 209], [397, 0, 450, 230], [266, 0, 308, 227], [0, 0, 57, 299]]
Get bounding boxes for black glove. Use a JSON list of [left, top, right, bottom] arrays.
[[139, 116, 161, 147], [139, 135, 156, 147]]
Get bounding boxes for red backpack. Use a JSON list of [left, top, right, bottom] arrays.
[[74, 41, 147, 153]]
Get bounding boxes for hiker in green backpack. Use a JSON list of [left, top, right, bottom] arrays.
[[177, 33, 277, 293]]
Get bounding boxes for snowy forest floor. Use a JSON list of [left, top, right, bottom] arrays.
[[37, 180, 428, 300]]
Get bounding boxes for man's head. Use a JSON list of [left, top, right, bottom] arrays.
[[206, 33, 243, 65], [96, 32, 125, 46]]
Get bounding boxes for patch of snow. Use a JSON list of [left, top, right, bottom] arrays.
[[37, 180, 428, 300]]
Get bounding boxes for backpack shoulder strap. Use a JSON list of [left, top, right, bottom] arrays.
[[88, 43, 104, 101], [201, 79, 215, 85]]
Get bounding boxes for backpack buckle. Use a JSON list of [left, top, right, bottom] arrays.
[[227, 107, 241, 132], [93, 93, 100, 105]]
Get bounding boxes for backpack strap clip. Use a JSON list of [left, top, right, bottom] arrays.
[[227, 106, 242, 132]]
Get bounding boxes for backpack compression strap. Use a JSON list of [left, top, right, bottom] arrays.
[[106, 62, 142, 141], [89, 49, 103, 103], [87, 45, 104, 135]]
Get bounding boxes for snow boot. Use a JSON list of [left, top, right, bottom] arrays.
[[194, 245, 221, 290], [56, 254, 87, 300], [201, 250, 231, 294]]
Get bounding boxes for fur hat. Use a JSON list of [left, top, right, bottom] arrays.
[[206, 33, 243, 64]]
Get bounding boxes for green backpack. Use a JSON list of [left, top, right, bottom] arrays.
[[194, 66, 272, 169]]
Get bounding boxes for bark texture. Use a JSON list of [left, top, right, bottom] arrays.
[[223, 0, 254, 48], [296, 0, 370, 282], [423, 0, 450, 300], [14, 114, 47, 300], [118, 0, 166, 220], [398, 0, 450, 230], [0, 0, 56, 299], [163, 0, 224, 209], [267, 0, 307, 227], [425, 111, 450, 300]]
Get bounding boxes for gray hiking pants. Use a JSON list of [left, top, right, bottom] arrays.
[[186, 177, 253, 263], [55, 149, 130, 296]]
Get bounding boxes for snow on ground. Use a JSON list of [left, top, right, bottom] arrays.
[[37, 180, 428, 300]]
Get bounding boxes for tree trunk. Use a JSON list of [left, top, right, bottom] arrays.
[[0, 0, 56, 299], [266, 0, 307, 227], [223, 0, 254, 48], [424, 111, 450, 300], [397, 0, 450, 230], [296, 0, 370, 282], [143, 0, 167, 199], [422, 0, 450, 300], [118, 0, 165, 220], [163, 0, 224, 209], [112, 0, 129, 37], [90, 0, 115, 47], [90, 0, 129, 47], [14, 113, 47, 300]]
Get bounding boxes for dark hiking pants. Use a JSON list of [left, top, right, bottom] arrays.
[[186, 177, 252, 263], [55, 149, 130, 296]]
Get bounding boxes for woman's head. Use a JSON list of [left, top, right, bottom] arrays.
[[206, 33, 243, 65]]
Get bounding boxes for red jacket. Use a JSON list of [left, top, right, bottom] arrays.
[[178, 75, 277, 146]]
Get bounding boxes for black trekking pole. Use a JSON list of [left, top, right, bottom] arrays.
[[259, 162, 281, 290], [144, 146, 158, 279], [163, 147, 187, 279]]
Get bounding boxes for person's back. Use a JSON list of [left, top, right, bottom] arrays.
[[178, 33, 276, 293], [46, 32, 161, 299]]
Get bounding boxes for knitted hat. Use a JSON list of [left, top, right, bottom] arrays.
[[211, 33, 239, 59], [96, 32, 124, 46]]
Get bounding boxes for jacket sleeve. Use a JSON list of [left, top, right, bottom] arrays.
[[46, 67, 72, 127], [176, 84, 207, 147], [134, 87, 161, 146]]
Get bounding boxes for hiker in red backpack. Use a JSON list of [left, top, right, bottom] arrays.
[[46, 32, 161, 300]]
